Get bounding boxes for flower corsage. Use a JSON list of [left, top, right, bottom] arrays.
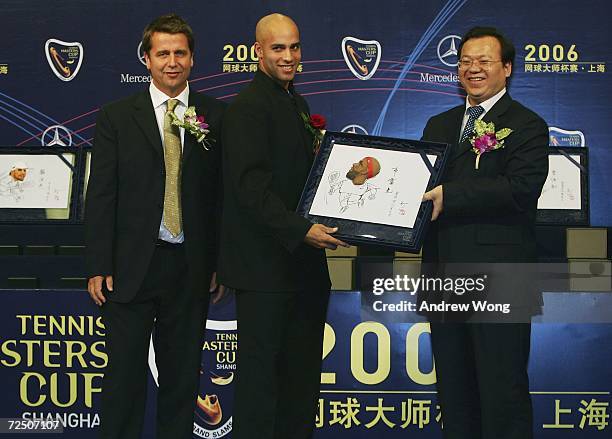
[[169, 106, 212, 149], [469, 119, 513, 169]]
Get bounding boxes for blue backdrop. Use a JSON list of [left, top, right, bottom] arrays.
[[0, 0, 610, 223]]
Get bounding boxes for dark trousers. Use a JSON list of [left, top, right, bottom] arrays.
[[430, 323, 533, 439], [232, 288, 330, 439], [99, 244, 209, 439]]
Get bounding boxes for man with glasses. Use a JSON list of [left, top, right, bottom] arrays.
[[421, 27, 549, 439]]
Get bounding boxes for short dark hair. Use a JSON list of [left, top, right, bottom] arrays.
[[142, 14, 194, 54], [459, 26, 515, 66]]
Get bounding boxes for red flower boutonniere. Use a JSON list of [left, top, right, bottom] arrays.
[[301, 113, 327, 154]]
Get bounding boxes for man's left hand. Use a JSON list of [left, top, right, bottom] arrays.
[[304, 224, 350, 250], [423, 185, 444, 221], [209, 272, 227, 304]]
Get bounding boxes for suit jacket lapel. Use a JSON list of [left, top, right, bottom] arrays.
[[133, 91, 163, 158], [481, 92, 512, 127], [297, 109, 314, 161], [446, 106, 468, 162], [288, 90, 313, 161], [181, 94, 199, 163], [451, 92, 513, 162]]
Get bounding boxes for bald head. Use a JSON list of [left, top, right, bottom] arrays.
[[254, 13, 301, 89], [255, 13, 298, 43], [346, 157, 381, 185]]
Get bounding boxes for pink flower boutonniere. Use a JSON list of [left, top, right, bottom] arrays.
[[169, 106, 213, 149], [301, 113, 327, 154], [469, 119, 513, 169]]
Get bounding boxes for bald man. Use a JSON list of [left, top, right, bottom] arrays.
[[219, 13, 347, 439], [346, 156, 381, 185]]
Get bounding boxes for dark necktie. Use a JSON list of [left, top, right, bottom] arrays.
[[460, 105, 485, 143]]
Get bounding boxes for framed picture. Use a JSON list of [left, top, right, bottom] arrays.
[[296, 131, 451, 252], [536, 147, 589, 225], [0, 147, 80, 223]]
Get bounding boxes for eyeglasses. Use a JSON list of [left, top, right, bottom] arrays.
[[458, 59, 502, 70]]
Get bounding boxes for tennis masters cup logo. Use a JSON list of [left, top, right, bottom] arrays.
[[147, 317, 236, 438], [549, 127, 586, 147], [193, 317, 236, 438], [45, 39, 84, 81], [341, 37, 381, 80]]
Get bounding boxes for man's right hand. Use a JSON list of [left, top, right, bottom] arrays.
[[304, 224, 350, 250], [87, 275, 113, 306], [422, 185, 444, 221]]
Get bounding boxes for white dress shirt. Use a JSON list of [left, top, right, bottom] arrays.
[[459, 87, 507, 139]]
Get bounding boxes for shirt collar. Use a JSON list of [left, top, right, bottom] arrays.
[[255, 69, 296, 96], [464, 87, 506, 115], [149, 81, 190, 109]]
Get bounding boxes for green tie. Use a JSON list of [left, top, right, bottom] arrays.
[[163, 98, 182, 237]]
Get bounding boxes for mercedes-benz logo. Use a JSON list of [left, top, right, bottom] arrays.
[[437, 35, 462, 67], [41, 125, 72, 147], [137, 41, 146, 66], [341, 124, 368, 135]]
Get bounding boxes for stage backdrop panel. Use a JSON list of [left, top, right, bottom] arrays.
[[0, 0, 610, 225]]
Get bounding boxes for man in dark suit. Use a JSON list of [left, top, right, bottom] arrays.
[[218, 13, 348, 439], [85, 14, 225, 438], [421, 27, 549, 439]]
